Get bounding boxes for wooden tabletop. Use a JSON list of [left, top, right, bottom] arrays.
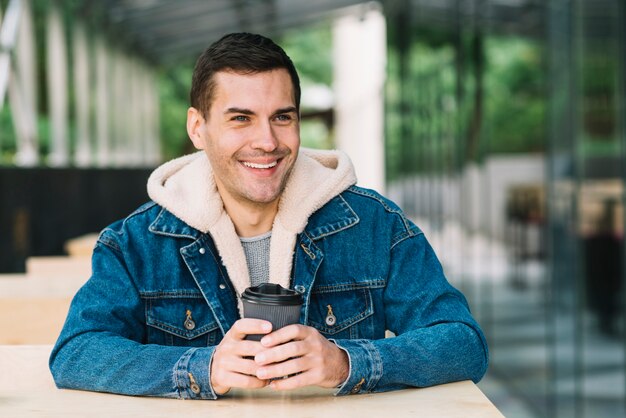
[[0, 345, 503, 417], [0, 274, 86, 344]]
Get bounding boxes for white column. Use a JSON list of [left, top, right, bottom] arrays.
[[144, 70, 160, 165], [110, 50, 129, 166], [94, 37, 110, 166], [333, 7, 387, 193], [121, 54, 134, 165], [46, 5, 69, 166], [0, 0, 20, 111], [138, 65, 150, 165], [10, 0, 39, 166], [73, 23, 91, 167], [129, 59, 143, 165]]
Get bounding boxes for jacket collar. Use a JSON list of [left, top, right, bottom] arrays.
[[147, 190, 360, 241], [304, 192, 359, 240], [148, 207, 202, 240]]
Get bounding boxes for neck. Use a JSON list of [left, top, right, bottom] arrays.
[[219, 191, 278, 238]]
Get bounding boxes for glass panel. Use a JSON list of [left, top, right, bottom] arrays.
[[386, 1, 626, 416]]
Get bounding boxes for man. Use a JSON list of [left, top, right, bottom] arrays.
[[50, 33, 488, 399]]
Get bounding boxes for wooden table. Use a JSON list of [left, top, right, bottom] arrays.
[[0, 345, 503, 417], [25, 256, 92, 279], [64, 233, 99, 257], [0, 274, 88, 344]]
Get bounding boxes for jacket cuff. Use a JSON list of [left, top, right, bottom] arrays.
[[329, 339, 383, 395], [174, 347, 218, 399]]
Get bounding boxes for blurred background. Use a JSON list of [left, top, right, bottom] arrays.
[[0, 1, 625, 416]]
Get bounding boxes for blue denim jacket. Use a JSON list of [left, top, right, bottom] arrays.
[[50, 185, 488, 399]]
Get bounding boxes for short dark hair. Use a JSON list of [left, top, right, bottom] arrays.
[[190, 33, 301, 116]]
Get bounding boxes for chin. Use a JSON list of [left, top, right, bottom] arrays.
[[251, 195, 280, 205]]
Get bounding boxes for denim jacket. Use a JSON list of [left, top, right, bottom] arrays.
[[50, 150, 488, 399]]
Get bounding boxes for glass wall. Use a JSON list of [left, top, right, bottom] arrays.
[[384, 0, 625, 416], [548, 0, 625, 416]]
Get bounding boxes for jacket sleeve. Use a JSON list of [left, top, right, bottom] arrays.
[[49, 233, 219, 399], [332, 232, 489, 395]]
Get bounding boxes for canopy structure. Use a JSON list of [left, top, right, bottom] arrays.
[[102, 0, 547, 65]]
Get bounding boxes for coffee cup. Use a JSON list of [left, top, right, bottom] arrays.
[[241, 283, 303, 341]]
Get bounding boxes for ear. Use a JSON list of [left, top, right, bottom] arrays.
[[187, 107, 206, 150]]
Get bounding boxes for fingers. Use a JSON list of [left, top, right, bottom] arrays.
[[210, 319, 273, 394], [256, 355, 307, 380], [259, 324, 308, 348], [253, 325, 349, 389], [211, 362, 268, 394], [255, 339, 309, 365], [229, 318, 272, 340], [212, 345, 268, 394], [268, 370, 323, 391]]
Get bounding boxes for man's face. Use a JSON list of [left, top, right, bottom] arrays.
[[188, 69, 300, 209]]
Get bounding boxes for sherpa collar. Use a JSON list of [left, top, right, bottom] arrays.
[[147, 148, 357, 310]]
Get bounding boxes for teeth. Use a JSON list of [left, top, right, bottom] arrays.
[[243, 161, 277, 169]]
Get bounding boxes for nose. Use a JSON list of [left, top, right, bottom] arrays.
[[251, 120, 278, 152]]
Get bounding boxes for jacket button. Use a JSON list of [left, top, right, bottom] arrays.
[[199, 248, 206, 254], [219, 284, 226, 290], [325, 305, 337, 326], [190, 382, 201, 394], [294, 285, 305, 294], [188, 372, 201, 395], [350, 378, 365, 394], [184, 317, 196, 330], [184, 310, 196, 330]]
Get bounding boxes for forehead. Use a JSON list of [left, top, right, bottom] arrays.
[[211, 69, 295, 108]]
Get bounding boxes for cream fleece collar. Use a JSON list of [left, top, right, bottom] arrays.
[[147, 148, 357, 310]]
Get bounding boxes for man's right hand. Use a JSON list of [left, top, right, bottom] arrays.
[[210, 318, 273, 395]]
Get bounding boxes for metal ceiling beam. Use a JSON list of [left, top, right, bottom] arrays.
[[130, 0, 367, 63], [96, 0, 549, 64]]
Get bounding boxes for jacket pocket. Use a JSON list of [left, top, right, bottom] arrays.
[[307, 286, 374, 339], [144, 292, 220, 347]]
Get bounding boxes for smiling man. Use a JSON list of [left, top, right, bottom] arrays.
[[50, 33, 488, 399]]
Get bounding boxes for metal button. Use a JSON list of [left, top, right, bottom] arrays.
[[188, 373, 201, 394], [184, 317, 196, 330], [219, 284, 226, 290], [184, 309, 196, 330], [325, 305, 337, 326], [294, 285, 305, 294], [350, 377, 365, 394], [190, 382, 201, 394], [199, 248, 206, 254]]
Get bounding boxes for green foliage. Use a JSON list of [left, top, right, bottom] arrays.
[[157, 66, 194, 160], [300, 119, 331, 150], [385, 33, 548, 181], [279, 24, 333, 87], [0, 107, 16, 164], [385, 40, 461, 179], [484, 37, 546, 154]]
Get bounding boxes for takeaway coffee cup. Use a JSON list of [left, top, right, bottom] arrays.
[[241, 283, 303, 341]]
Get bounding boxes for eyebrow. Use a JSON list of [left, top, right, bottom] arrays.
[[224, 107, 254, 115], [273, 106, 298, 115], [223, 106, 298, 116]]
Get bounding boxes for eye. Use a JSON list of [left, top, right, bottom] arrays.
[[274, 114, 292, 122], [232, 115, 249, 122]]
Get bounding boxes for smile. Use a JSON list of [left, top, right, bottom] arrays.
[[242, 161, 278, 169]]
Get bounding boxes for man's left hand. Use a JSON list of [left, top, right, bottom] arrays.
[[253, 324, 349, 390]]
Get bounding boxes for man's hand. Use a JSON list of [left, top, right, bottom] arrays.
[[210, 319, 273, 395], [253, 324, 349, 390]]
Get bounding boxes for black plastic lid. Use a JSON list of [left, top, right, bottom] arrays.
[[241, 283, 303, 306]]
